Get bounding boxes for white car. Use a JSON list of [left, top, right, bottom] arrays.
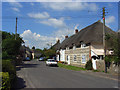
[[46, 59, 57, 66]]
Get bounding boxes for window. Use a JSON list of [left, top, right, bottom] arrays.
[[82, 55, 86, 63], [67, 55, 68, 61], [74, 55, 77, 61], [73, 45, 76, 50], [66, 47, 69, 50], [80, 42, 86, 48]]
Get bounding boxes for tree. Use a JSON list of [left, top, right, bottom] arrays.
[[105, 33, 119, 64], [43, 48, 56, 59], [2, 31, 24, 59], [32, 46, 35, 49]]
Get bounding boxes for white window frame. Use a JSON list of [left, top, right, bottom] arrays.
[[73, 55, 77, 61], [81, 42, 86, 48], [82, 55, 86, 64], [73, 45, 76, 50]]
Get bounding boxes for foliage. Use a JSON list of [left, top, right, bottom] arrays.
[[105, 33, 119, 63], [43, 48, 56, 59], [2, 38, 21, 57], [0, 72, 10, 90], [58, 63, 86, 71], [2, 60, 16, 88], [32, 46, 35, 49], [105, 55, 119, 63], [2, 31, 24, 59], [85, 60, 93, 70]]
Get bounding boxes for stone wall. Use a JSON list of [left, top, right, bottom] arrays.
[[65, 47, 90, 67], [107, 62, 119, 74], [96, 60, 119, 74], [96, 60, 105, 72]]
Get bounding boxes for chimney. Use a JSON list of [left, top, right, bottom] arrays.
[[65, 35, 68, 39], [57, 39, 60, 43], [75, 29, 78, 34]]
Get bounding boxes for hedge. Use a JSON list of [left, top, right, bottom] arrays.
[[2, 60, 16, 88], [0, 72, 10, 90], [85, 60, 93, 70]]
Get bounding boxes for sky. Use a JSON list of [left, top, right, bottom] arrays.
[[2, 1, 119, 49]]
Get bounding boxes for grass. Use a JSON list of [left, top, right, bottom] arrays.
[[57, 63, 86, 71], [93, 70, 99, 72]]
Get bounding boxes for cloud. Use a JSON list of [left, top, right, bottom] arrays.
[[11, 7, 20, 12], [40, 18, 67, 28], [27, 12, 67, 28], [118, 29, 120, 32], [20, 30, 56, 49], [9, 2, 23, 8], [30, 3, 34, 6], [27, 12, 50, 19], [20, 27, 76, 49], [106, 16, 115, 24], [53, 28, 74, 41], [41, 2, 98, 11], [6, 0, 23, 12]]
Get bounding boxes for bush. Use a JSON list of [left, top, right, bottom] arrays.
[[85, 60, 93, 70], [2, 60, 16, 88], [105, 56, 119, 63], [0, 72, 10, 90]]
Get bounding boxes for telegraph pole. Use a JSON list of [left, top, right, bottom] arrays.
[[15, 17, 18, 40], [102, 7, 107, 73]]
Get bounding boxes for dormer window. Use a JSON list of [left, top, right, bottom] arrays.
[[80, 41, 86, 48], [73, 44, 76, 50], [66, 47, 69, 50]]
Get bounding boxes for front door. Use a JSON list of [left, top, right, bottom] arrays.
[[92, 58, 97, 70], [68, 56, 70, 65]]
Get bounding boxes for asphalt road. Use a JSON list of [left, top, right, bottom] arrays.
[[16, 60, 118, 89]]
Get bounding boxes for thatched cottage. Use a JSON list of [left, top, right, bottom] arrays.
[[54, 20, 116, 70]]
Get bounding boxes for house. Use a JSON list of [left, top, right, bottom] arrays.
[[51, 40, 61, 60], [31, 49, 42, 59], [20, 45, 33, 60], [55, 20, 116, 69]]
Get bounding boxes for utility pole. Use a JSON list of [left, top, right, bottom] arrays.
[[102, 7, 107, 73], [15, 17, 18, 40]]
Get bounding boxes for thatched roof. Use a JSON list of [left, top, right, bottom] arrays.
[[51, 40, 60, 50], [59, 20, 116, 49]]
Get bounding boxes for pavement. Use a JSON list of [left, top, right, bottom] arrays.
[[14, 60, 119, 89]]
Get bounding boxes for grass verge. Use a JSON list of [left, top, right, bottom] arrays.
[[57, 63, 86, 71]]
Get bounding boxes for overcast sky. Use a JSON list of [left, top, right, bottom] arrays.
[[2, 1, 119, 49]]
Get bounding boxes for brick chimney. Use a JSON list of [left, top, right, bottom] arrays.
[[57, 39, 60, 43], [75, 29, 78, 34], [65, 35, 68, 39]]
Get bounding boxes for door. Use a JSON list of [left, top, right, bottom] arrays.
[[68, 56, 70, 65], [92, 58, 97, 70]]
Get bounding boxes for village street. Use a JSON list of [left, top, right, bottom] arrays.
[[15, 60, 118, 89]]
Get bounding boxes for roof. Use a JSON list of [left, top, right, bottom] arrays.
[[59, 20, 116, 49], [51, 40, 60, 50]]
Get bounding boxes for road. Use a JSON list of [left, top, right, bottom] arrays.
[[15, 60, 118, 89]]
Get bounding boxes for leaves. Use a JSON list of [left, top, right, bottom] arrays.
[[1, 31, 24, 59]]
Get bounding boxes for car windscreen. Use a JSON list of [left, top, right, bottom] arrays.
[[48, 60, 55, 62]]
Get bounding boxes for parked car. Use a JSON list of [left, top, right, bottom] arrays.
[[39, 57, 45, 61], [24, 57, 30, 61], [46, 59, 57, 66]]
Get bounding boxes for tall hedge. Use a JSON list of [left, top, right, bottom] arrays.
[[2, 60, 16, 88], [0, 72, 10, 90]]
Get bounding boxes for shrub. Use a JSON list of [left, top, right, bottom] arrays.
[[0, 72, 10, 90], [85, 60, 93, 70], [2, 60, 16, 88], [58, 61, 62, 63]]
